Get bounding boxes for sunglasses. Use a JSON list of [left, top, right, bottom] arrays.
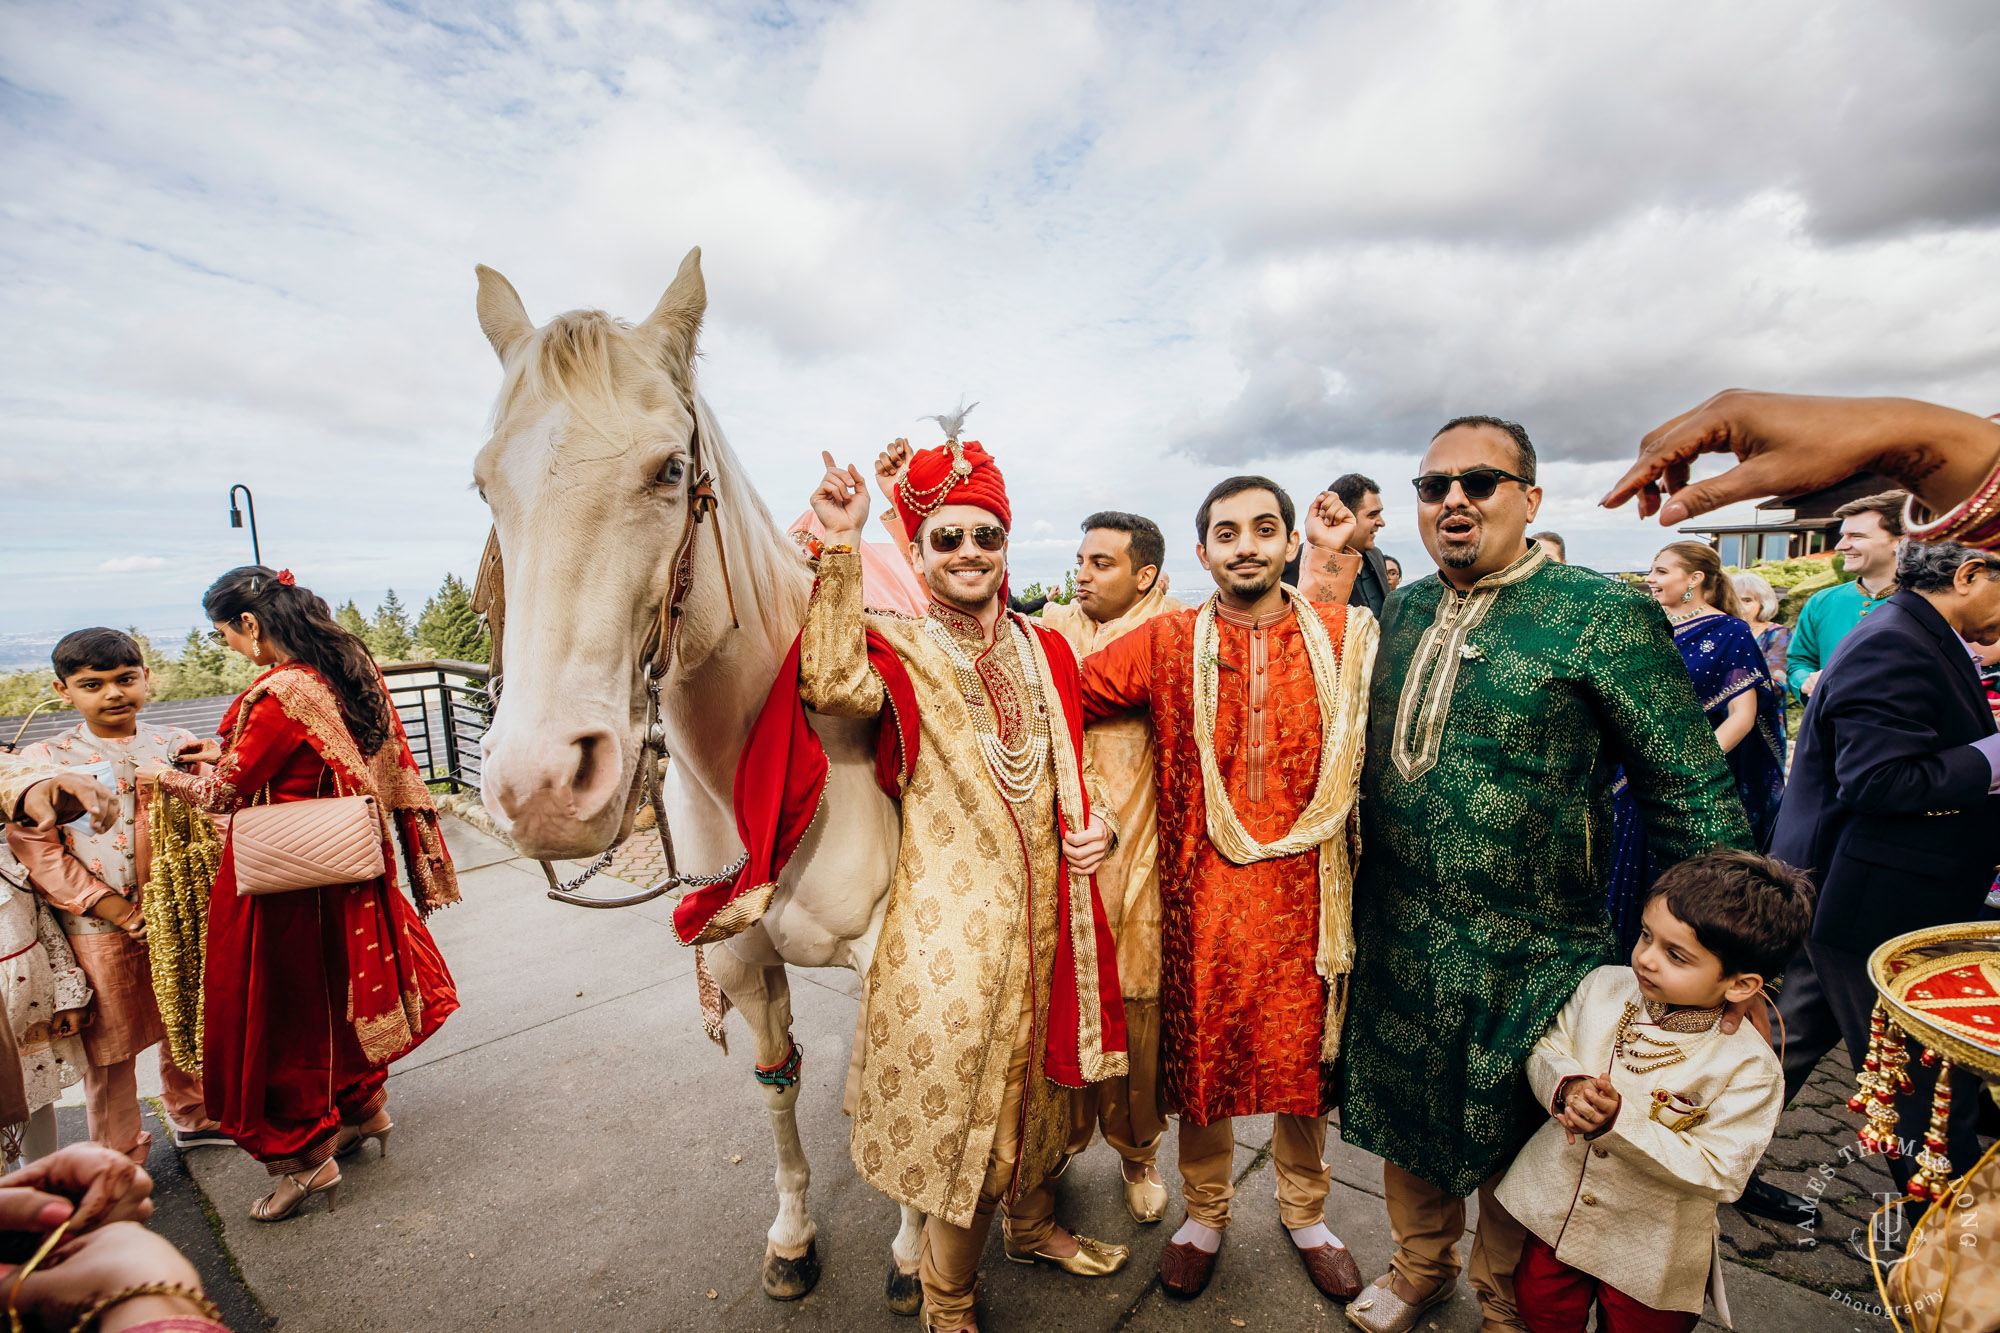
[[1411, 468, 1533, 505], [927, 524, 1008, 554]]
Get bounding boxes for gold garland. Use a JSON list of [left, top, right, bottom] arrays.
[[145, 785, 218, 1073]]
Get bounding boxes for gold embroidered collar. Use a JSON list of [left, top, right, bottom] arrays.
[[1643, 998, 1725, 1033], [1389, 543, 1547, 781], [927, 600, 991, 648]]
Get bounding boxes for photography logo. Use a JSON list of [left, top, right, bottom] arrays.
[[1793, 1137, 1949, 1322]]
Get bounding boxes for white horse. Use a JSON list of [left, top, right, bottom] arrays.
[[472, 249, 922, 1308]]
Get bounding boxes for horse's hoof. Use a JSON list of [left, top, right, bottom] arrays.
[[763, 1238, 820, 1301], [884, 1259, 923, 1316]]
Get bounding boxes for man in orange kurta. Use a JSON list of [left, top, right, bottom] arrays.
[[1079, 476, 1376, 1302]]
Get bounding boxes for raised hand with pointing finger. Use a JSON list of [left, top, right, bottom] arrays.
[[810, 450, 870, 544]]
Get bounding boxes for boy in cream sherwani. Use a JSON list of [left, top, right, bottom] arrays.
[[1496, 850, 1813, 1333]]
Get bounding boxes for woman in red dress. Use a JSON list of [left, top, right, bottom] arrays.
[[159, 567, 460, 1221]]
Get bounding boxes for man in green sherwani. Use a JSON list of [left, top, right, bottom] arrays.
[[1341, 417, 1751, 1333]]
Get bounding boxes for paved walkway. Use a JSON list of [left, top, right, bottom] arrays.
[[97, 818, 1885, 1330]]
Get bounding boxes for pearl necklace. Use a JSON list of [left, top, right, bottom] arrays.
[[924, 615, 1049, 805]]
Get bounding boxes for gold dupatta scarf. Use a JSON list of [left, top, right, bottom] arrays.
[[1190, 589, 1378, 1060]]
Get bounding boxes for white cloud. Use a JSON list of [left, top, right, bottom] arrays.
[[97, 555, 172, 573], [1173, 196, 2000, 464], [806, 0, 1102, 189], [4, 0, 1999, 631]]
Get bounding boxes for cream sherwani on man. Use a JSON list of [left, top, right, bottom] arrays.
[[1041, 579, 1188, 1199], [1495, 966, 1783, 1320]]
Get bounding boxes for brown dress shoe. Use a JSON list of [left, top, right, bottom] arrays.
[[1159, 1239, 1218, 1297], [1295, 1240, 1364, 1300]]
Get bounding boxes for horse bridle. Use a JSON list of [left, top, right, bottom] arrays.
[[489, 403, 748, 909]]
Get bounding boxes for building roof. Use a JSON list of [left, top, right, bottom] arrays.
[[1, 696, 236, 752], [1754, 471, 1899, 519]]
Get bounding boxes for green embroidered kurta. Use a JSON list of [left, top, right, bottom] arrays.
[[1341, 546, 1752, 1197]]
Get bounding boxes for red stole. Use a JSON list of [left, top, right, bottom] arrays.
[[1030, 617, 1129, 1086], [672, 631, 917, 946]]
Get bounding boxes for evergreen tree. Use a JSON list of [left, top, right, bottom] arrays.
[[369, 590, 414, 662], [416, 573, 488, 664], [157, 628, 256, 701], [336, 600, 372, 647]]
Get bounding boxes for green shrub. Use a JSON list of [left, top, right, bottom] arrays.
[[1017, 572, 1077, 606], [0, 670, 62, 721]]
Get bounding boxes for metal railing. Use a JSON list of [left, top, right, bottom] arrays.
[[382, 660, 491, 792]]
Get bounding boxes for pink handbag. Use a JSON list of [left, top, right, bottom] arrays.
[[229, 794, 387, 896]]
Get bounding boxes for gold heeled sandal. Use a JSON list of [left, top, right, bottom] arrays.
[[335, 1118, 394, 1160], [250, 1160, 341, 1222]]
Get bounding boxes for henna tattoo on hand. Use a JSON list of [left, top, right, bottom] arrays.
[[1878, 444, 1947, 490]]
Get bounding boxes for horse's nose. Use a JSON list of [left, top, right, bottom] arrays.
[[484, 723, 627, 858]]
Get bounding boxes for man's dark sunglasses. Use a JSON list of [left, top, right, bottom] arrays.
[[927, 524, 1008, 554], [1411, 468, 1534, 505]]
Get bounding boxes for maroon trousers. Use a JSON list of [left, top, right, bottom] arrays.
[[1516, 1236, 1698, 1333]]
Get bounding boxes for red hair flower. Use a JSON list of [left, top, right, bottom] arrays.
[[276, 569, 296, 586]]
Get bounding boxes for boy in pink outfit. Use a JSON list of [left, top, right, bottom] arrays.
[[7, 628, 223, 1160]]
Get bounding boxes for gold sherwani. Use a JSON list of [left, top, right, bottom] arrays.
[[1040, 582, 1188, 1002], [801, 552, 1118, 1228]]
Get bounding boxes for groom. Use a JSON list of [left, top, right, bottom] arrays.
[[799, 419, 1129, 1333]]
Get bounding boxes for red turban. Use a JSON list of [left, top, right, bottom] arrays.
[[893, 439, 1011, 537]]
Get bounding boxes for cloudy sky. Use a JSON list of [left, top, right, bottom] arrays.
[[5, 0, 1999, 649]]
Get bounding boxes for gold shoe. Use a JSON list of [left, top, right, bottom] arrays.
[[1121, 1162, 1167, 1224], [1003, 1229, 1129, 1277], [250, 1161, 341, 1222], [1346, 1273, 1452, 1333]]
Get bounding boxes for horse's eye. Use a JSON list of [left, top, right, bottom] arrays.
[[657, 458, 686, 487]]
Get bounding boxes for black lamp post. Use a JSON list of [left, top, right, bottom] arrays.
[[229, 484, 262, 566]]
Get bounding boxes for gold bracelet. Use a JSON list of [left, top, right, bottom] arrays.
[[1906, 447, 2000, 544], [67, 1282, 223, 1333], [820, 542, 856, 556]]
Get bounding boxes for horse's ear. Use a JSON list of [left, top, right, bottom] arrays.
[[475, 265, 534, 363], [640, 247, 705, 384]]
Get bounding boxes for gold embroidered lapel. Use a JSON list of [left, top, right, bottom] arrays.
[[1390, 545, 1547, 782]]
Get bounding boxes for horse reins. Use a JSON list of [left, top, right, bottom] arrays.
[[491, 401, 749, 909]]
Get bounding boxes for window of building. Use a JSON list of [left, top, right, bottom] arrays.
[[1717, 535, 1743, 567]]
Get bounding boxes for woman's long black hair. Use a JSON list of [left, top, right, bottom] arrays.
[[203, 567, 396, 755]]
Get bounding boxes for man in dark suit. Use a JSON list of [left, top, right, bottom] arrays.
[[1284, 473, 1391, 616], [1762, 539, 2000, 1209]]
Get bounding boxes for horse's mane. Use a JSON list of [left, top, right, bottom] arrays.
[[494, 308, 811, 638], [494, 309, 679, 426], [693, 395, 812, 633]]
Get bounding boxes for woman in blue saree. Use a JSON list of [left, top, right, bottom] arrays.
[[1605, 542, 1787, 957]]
